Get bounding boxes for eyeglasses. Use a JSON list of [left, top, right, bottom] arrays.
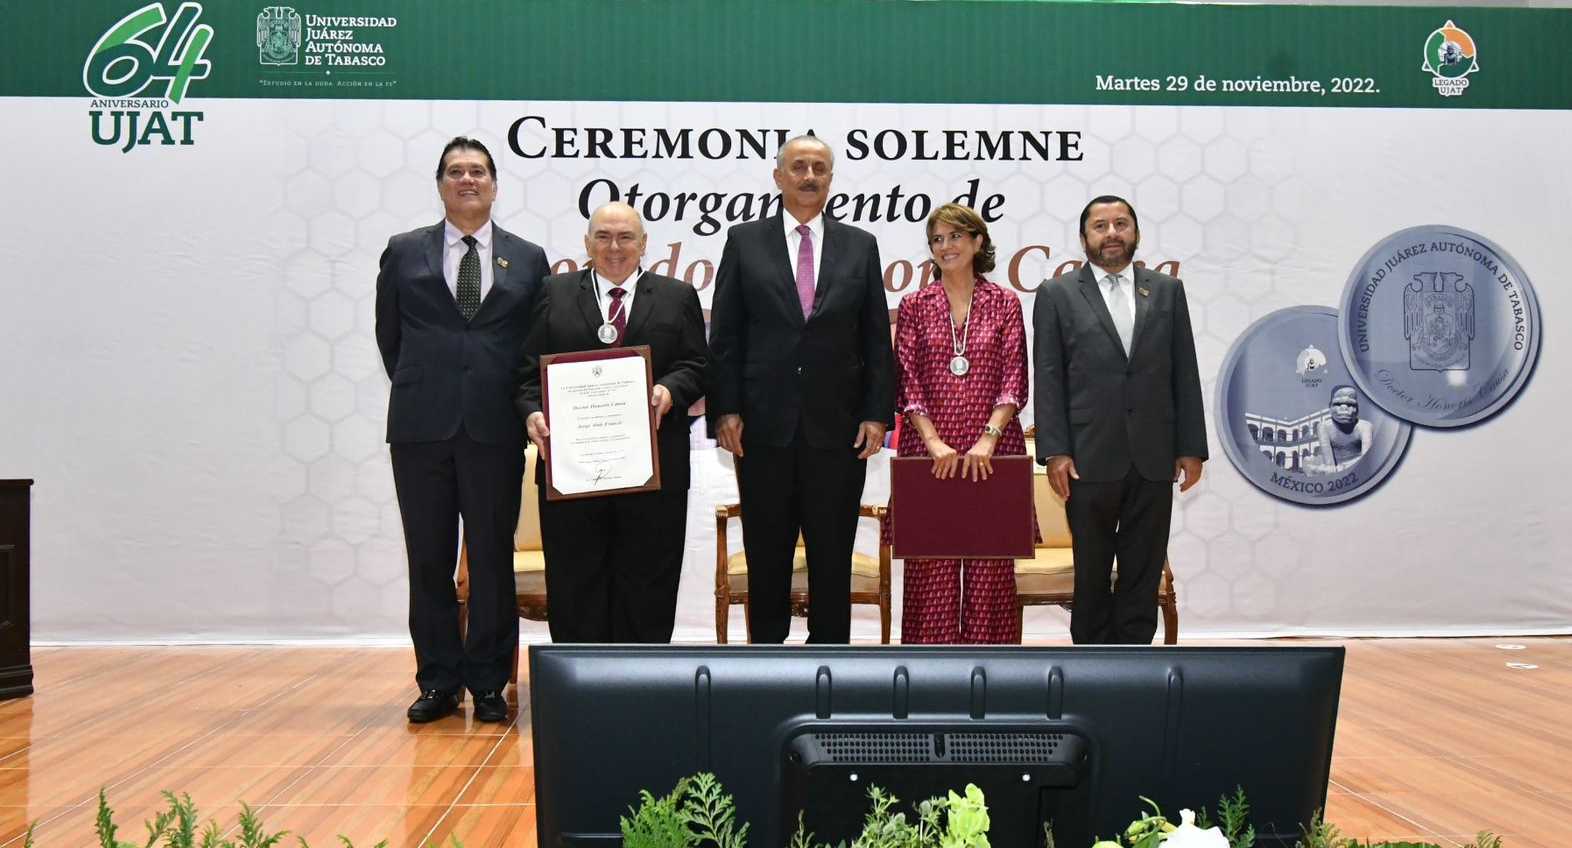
[[928, 231, 975, 248], [590, 232, 642, 247]]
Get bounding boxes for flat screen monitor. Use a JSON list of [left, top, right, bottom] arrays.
[[530, 645, 1344, 847]]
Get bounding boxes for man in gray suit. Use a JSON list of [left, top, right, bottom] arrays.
[[1032, 195, 1207, 644], [375, 137, 550, 722]]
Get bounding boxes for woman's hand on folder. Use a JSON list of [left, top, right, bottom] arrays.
[[926, 437, 960, 479], [962, 438, 997, 482]]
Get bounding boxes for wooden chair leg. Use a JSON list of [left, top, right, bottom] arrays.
[[716, 595, 729, 645], [510, 641, 520, 685], [1162, 592, 1179, 645], [878, 534, 892, 645]]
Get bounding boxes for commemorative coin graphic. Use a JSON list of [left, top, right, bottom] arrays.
[[1337, 226, 1540, 428], [1217, 307, 1412, 506]]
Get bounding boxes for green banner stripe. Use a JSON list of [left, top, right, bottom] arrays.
[[95, 3, 164, 52], [8, 0, 1570, 109]]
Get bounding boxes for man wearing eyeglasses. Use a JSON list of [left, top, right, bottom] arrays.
[[515, 202, 708, 643], [375, 137, 550, 723], [707, 134, 895, 644]]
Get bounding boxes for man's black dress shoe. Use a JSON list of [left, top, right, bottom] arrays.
[[472, 689, 509, 723], [407, 689, 460, 723]]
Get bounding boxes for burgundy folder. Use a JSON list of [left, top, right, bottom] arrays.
[[889, 455, 1036, 560]]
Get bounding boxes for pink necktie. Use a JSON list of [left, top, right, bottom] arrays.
[[608, 287, 627, 345], [794, 224, 815, 319]]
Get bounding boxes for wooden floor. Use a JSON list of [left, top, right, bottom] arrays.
[[0, 638, 1566, 847]]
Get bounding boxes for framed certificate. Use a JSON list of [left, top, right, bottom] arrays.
[[540, 345, 661, 500], [889, 455, 1035, 559]]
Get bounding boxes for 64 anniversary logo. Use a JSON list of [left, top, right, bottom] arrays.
[[84, 2, 213, 153]]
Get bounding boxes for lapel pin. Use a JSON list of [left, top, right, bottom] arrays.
[[1138, 286, 1151, 298], [496, 256, 510, 269]]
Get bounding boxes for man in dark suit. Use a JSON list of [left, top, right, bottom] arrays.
[[516, 202, 708, 643], [1032, 195, 1207, 645], [375, 137, 549, 722], [707, 135, 895, 644]]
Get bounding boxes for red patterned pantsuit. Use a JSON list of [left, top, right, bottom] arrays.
[[890, 277, 1031, 645], [901, 558, 1021, 644]]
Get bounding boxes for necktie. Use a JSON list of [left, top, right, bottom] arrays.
[[457, 235, 481, 321], [608, 286, 627, 345], [794, 224, 815, 319], [1107, 273, 1133, 355]]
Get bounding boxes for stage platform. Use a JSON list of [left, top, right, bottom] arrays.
[[0, 638, 1565, 847]]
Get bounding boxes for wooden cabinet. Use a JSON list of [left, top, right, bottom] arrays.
[[0, 480, 32, 699]]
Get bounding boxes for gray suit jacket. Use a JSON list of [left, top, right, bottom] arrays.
[[1031, 263, 1207, 482], [374, 220, 550, 445]]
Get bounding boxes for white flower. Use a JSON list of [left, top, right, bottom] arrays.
[[1161, 809, 1230, 848]]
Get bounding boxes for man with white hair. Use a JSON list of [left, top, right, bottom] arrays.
[[516, 202, 708, 643], [707, 134, 895, 644]]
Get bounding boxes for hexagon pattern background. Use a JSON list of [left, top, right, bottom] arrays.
[[260, 100, 1569, 641]]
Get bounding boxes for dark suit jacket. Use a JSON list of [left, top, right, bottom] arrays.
[[1032, 264, 1207, 482], [375, 220, 550, 446], [515, 270, 708, 491], [706, 214, 894, 449]]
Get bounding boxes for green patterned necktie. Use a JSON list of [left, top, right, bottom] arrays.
[[457, 235, 481, 320]]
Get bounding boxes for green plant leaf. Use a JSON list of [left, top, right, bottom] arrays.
[[621, 782, 695, 848], [940, 784, 991, 848], [1296, 809, 1345, 848], [680, 773, 750, 848]]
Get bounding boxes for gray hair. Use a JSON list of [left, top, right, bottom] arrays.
[[586, 201, 644, 236], [775, 133, 835, 168]]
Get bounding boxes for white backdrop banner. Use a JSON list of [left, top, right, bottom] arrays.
[[2, 2, 1569, 640]]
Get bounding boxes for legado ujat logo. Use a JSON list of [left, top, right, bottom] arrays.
[[84, 2, 212, 153], [1421, 20, 1479, 97]]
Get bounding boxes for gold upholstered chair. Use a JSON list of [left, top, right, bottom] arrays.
[[1018, 433, 1179, 644], [713, 501, 892, 644]]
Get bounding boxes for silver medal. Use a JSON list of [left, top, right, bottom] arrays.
[[593, 269, 637, 347], [1336, 225, 1540, 428], [947, 283, 976, 379], [1216, 306, 1412, 506]]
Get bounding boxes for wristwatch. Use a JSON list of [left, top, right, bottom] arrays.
[[981, 424, 1004, 438]]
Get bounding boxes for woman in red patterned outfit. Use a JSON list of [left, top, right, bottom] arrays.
[[891, 203, 1030, 644]]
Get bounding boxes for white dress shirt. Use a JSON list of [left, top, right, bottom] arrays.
[[783, 211, 825, 291], [592, 268, 641, 323], [442, 219, 495, 302], [1097, 263, 1137, 325]]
